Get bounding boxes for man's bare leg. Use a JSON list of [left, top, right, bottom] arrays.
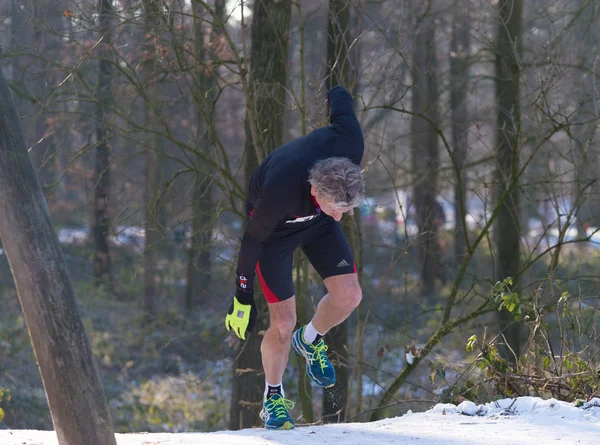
[[290, 274, 361, 388], [262, 297, 297, 388], [310, 273, 362, 335]]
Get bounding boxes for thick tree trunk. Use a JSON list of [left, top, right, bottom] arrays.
[[326, 0, 351, 91], [229, 0, 292, 430], [450, 4, 470, 268], [0, 69, 117, 445], [92, 0, 113, 290], [411, 14, 441, 297], [293, 10, 314, 419], [323, 0, 352, 423], [494, 0, 523, 362]]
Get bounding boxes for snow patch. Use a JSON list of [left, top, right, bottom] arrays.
[[1, 397, 599, 445], [429, 396, 600, 422]]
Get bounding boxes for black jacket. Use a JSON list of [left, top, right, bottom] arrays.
[[235, 86, 364, 301]]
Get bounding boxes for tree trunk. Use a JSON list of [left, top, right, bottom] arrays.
[[185, 0, 225, 310], [30, 2, 59, 201], [571, 0, 600, 235], [0, 68, 117, 445], [494, 0, 523, 362], [326, 0, 351, 91], [92, 0, 113, 290], [323, 0, 352, 423], [229, 0, 292, 430], [142, 0, 162, 318], [294, 251, 314, 423], [411, 13, 441, 298], [9, 1, 44, 196], [450, 4, 470, 269], [293, 13, 315, 418], [185, 164, 212, 309]]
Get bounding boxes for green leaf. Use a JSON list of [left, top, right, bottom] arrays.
[[559, 291, 569, 303], [466, 335, 478, 352], [543, 356, 551, 369], [565, 357, 572, 370]]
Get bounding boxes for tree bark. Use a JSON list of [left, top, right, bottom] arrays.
[[292, 7, 314, 421], [142, 0, 162, 318], [229, 0, 292, 430], [411, 13, 441, 297], [494, 0, 523, 362], [571, 0, 600, 234], [92, 0, 113, 290], [185, 0, 225, 310], [323, 0, 352, 423], [30, 1, 60, 201], [0, 68, 117, 445], [450, 3, 470, 269]]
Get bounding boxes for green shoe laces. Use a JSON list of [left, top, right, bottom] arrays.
[[266, 396, 295, 419], [310, 341, 330, 372]]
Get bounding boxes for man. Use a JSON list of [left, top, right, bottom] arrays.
[[225, 85, 365, 430]]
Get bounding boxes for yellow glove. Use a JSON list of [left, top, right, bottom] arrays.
[[225, 296, 257, 340]]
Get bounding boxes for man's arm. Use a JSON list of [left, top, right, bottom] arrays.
[[327, 85, 364, 165], [235, 188, 287, 302], [328, 85, 356, 124]]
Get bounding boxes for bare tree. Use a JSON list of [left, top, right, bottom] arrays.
[[0, 68, 117, 445], [229, 0, 292, 429], [450, 1, 471, 268], [323, 0, 353, 423], [92, 0, 114, 290], [494, 0, 523, 361], [142, 0, 163, 318], [410, 8, 441, 297], [570, 0, 600, 236], [185, 0, 226, 310]]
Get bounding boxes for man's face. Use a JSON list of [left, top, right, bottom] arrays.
[[311, 185, 353, 222]]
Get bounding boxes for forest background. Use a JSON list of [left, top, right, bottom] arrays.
[[0, 0, 599, 435]]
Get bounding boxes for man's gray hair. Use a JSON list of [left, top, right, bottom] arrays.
[[308, 157, 365, 211]]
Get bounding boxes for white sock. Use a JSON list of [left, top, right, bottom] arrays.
[[302, 321, 324, 344], [264, 381, 284, 399]]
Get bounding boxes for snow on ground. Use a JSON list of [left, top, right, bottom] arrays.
[[1, 397, 598, 445]]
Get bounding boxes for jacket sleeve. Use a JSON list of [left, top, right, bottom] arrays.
[[328, 85, 356, 124], [327, 86, 364, 165], [234, 186, 288, 302]]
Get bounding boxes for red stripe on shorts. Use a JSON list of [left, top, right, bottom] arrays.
[[256, 263, 279, 303]]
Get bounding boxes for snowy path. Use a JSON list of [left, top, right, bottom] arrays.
[[1, 397, 598, 445]]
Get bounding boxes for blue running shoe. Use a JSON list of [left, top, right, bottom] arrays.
[[292, 326, 336, 387], [259, 394, 295, 430]]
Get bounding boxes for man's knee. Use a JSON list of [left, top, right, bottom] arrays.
[[268, 304, 297, 338], [345, 283, 362, 309], [331, 280, 362, 310]]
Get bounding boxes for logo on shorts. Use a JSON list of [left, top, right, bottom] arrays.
[[337, 259, 350, 268], [239, 275, 248, 289]]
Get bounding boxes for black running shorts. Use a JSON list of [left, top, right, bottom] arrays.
[[256, 215, 356, 303]]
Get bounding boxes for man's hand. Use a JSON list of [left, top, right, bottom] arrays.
[[225, 296, 257, 340]]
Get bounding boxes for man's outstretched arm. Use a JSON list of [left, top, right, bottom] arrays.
[[327, 85, 364, 165]]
